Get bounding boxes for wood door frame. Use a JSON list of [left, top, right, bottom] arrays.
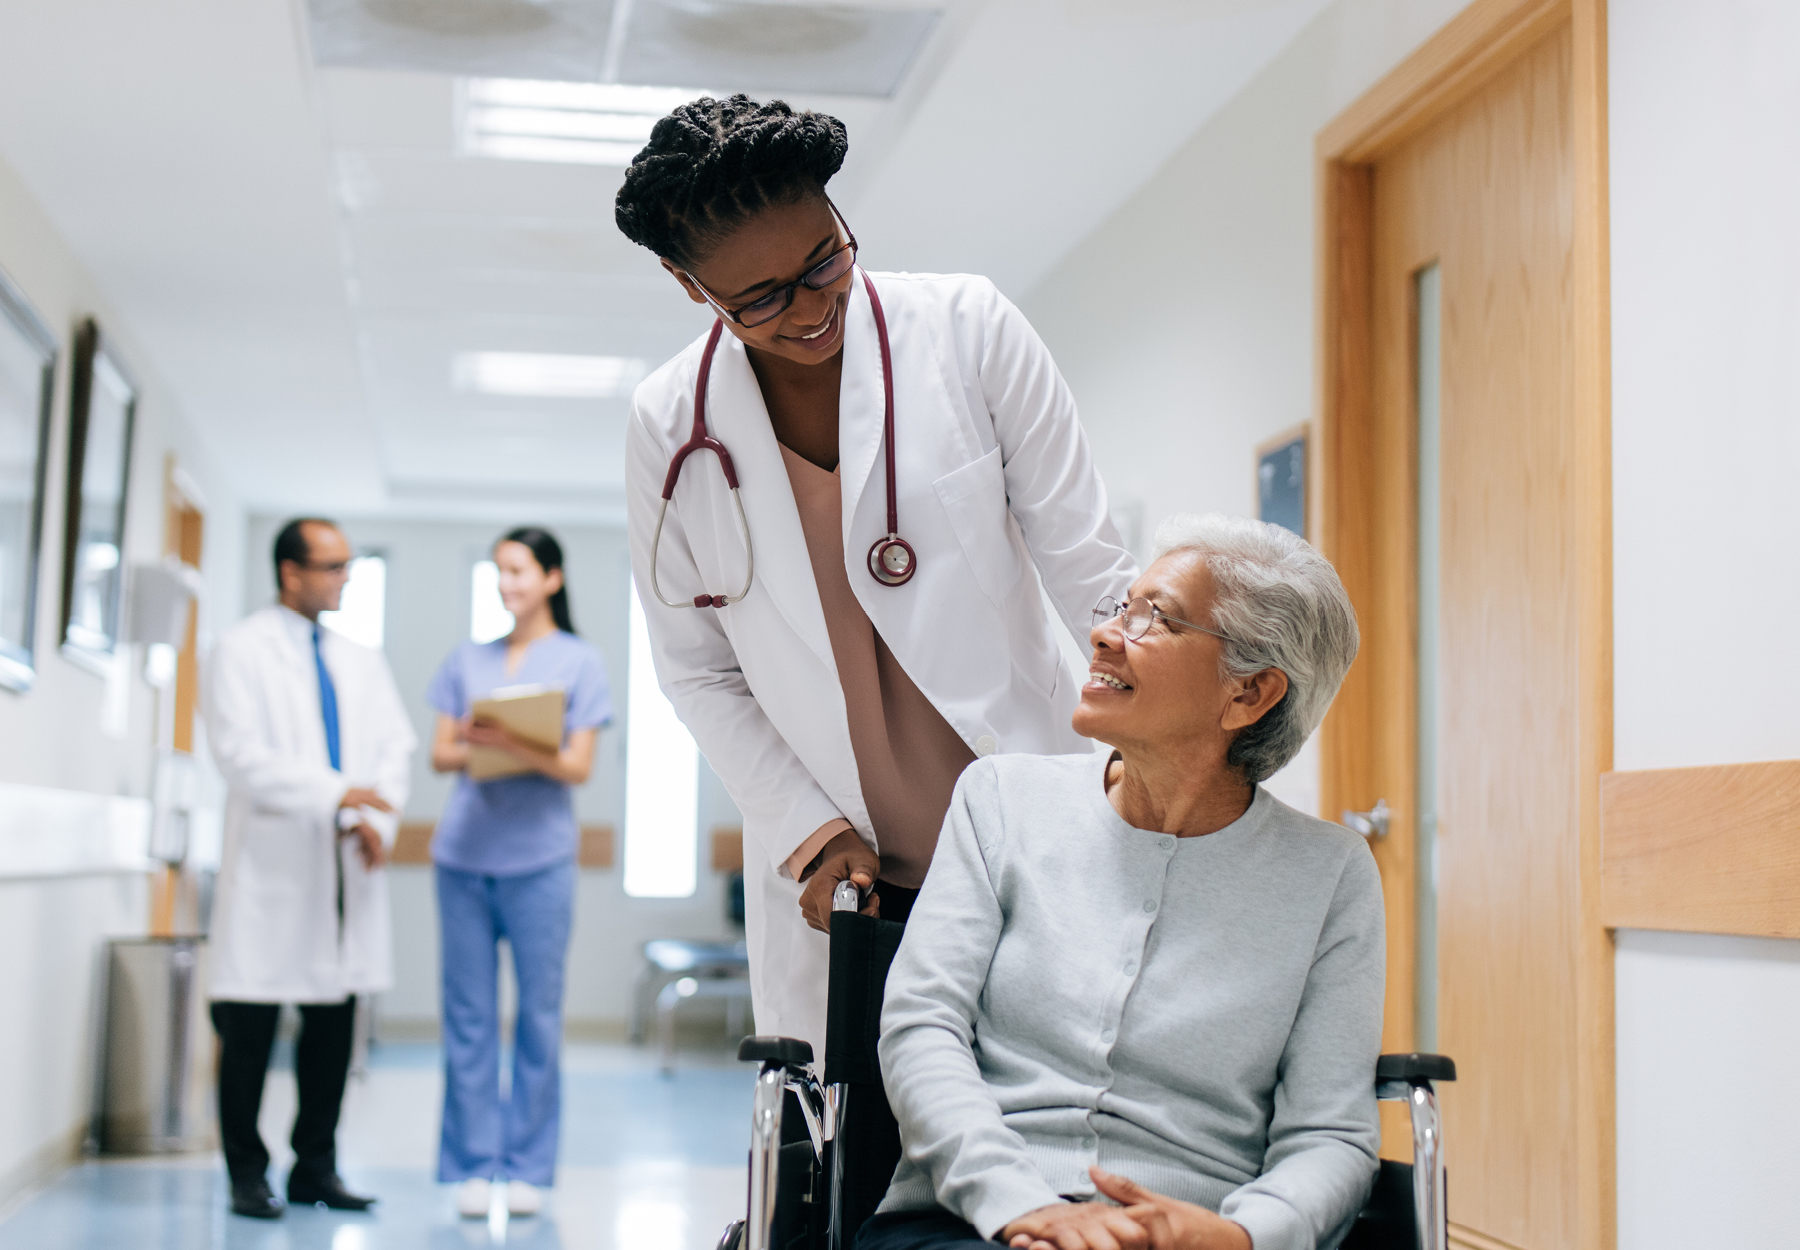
[[1313, 1, 1613, 1247]]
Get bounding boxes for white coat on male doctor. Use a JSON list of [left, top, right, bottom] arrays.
[[202, 605, 416, 1004], [627, 270, 1137, 1054]]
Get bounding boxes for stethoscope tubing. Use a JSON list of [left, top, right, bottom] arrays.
[[649, 266, 912, 610], [649, 318, 756, 609]]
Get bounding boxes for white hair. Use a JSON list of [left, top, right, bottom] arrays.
[[1150, 513, 1359, 784]]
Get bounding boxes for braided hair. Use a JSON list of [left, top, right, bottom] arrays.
[[615, 94, 848, 267]]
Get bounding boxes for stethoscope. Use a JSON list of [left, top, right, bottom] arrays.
[[648, 266, 917, 610]]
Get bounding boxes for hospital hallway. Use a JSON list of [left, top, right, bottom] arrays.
[[3, 2, 1800, 1250], [0, 1040, 755, 1249]]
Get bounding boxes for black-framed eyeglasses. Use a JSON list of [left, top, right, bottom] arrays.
[[1091, 595, 1231, 643], [684, 198, 858, 329], [294, 560, 351, 575]]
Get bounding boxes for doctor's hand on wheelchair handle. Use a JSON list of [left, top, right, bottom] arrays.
[[797, 828, 882, 933], [1088, 1168, 1251, 1250]]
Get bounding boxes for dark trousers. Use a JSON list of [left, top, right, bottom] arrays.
[[856, 1209, 991, 1249], [874, 881, 921, 926], [210, 997, 356, 1187]]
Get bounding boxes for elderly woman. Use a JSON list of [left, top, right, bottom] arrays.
[[860, 514, 1381, 1250]]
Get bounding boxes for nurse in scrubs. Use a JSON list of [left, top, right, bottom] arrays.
[[617, 96, 1135, 1054], [425, 527, 612, 1219]]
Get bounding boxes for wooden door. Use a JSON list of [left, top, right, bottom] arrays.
[[1317, 2, 1612, 1248], [154, 457, 205, 936]]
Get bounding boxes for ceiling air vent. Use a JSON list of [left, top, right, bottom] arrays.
[[306, 0, 616, 82], [308, 0, 939, 98], [618, 1, 940, 97]]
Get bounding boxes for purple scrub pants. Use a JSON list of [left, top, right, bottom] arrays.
[[434, 859, 575, 1185]]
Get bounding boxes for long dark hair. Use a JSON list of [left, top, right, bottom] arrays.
[[500, 526, 575, 635]]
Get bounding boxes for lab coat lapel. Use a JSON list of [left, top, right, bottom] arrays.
[[707, 336, 835, 669], [836, 273, 884, 547]]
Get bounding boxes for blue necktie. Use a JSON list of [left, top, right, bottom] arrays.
[[313, 624, 341, 772]]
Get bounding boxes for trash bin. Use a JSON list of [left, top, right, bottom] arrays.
[[99, 937, 216, 1154]]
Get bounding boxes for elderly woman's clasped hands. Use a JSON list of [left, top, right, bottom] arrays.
[[1001, 1168, 1251, 1250]]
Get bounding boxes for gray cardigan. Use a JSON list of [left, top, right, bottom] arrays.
[[876, 752, 1385, 1250]]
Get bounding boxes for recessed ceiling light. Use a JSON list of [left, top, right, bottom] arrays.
[[460, 78, 709, 167], [454, 352, 647, 399]]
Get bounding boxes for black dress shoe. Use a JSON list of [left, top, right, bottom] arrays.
[[286, 1171, 376, 1211], [230, 1178, 284, 1220]]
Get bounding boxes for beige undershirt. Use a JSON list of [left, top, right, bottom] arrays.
[[779, 444, 976, 889]]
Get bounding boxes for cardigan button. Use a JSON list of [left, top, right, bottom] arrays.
[[1142, 899, 1157, 913]]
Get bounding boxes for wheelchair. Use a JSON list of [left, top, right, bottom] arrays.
[[720, 882, 1454, 1250]]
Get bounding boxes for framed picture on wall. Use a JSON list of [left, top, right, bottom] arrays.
[[60, 318, 137, 668], [0, 268, 57, 693], [1256, 423, 1309, 541]]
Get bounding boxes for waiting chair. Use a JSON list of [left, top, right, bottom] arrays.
[[720, 883, 1454, 1250], [630, 938, 750, 1049]]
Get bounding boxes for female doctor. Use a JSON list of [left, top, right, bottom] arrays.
[[618, 95, 1135, 1053]]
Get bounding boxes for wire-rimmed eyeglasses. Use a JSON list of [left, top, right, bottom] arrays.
[[1091, 595, 1232, 643], [683, 198, 858, 329]]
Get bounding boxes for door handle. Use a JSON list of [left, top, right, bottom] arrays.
[[1342, 799, 1390, 840]]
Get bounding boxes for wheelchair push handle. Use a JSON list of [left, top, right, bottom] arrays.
[[833, 879, 863, 913]]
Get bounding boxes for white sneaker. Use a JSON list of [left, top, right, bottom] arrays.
[[456, 1177, 492, 1219], [505, 1181, 543, 1217]]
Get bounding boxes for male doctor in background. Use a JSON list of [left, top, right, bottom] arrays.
[[202, 518, 416, 1221]]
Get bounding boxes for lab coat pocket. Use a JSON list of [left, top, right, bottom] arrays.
[[933, 446, 1022, 607]]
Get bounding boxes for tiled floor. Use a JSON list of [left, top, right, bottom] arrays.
[[0, 1040, 755, 1249]]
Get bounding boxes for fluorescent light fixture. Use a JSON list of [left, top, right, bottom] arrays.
[[624, 582, 698, 899], [460, 78, 709, 167], [453, 352, 646, 399]]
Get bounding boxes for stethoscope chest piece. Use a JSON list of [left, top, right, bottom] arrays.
[[868, 535, 917, 586]]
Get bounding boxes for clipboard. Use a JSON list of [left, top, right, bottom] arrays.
[[466, 684, 566, 781]]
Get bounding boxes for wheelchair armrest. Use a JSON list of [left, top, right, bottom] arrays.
[[738, 1035, 814, 1067], [1376, 1052, 1456, 1083]]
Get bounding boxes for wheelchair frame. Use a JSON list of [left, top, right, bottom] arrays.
[[726, 883, 1453, 1250]]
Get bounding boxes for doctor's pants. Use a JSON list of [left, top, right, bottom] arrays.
[[210, 996, 356, 1188], [435, 859, 575, 1186]]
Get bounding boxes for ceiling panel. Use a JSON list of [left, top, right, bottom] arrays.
[[345, 215, 645, 276], [348, 264, 697, 321], [334, 150, 616, 217], [306, 0, 618, 81], [618, 1, 941, 96]]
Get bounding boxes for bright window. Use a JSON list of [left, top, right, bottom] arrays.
[[624, 582, 698, 898], [470, 560, 514, 644], [318, 556, 386, 649]]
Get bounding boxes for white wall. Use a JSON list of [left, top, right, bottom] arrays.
[[1609, 2, 1800, 1247], [1018, 0, 1468, 815], [0, 152, 243, 1203], [238, 515, 741, 1030]]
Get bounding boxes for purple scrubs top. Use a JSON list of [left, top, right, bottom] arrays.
[[426, 631, 613, 877]]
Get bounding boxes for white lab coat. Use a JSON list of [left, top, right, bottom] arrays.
[[202, 605, 416, 1003], [626, 271, 1136, 1053]]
